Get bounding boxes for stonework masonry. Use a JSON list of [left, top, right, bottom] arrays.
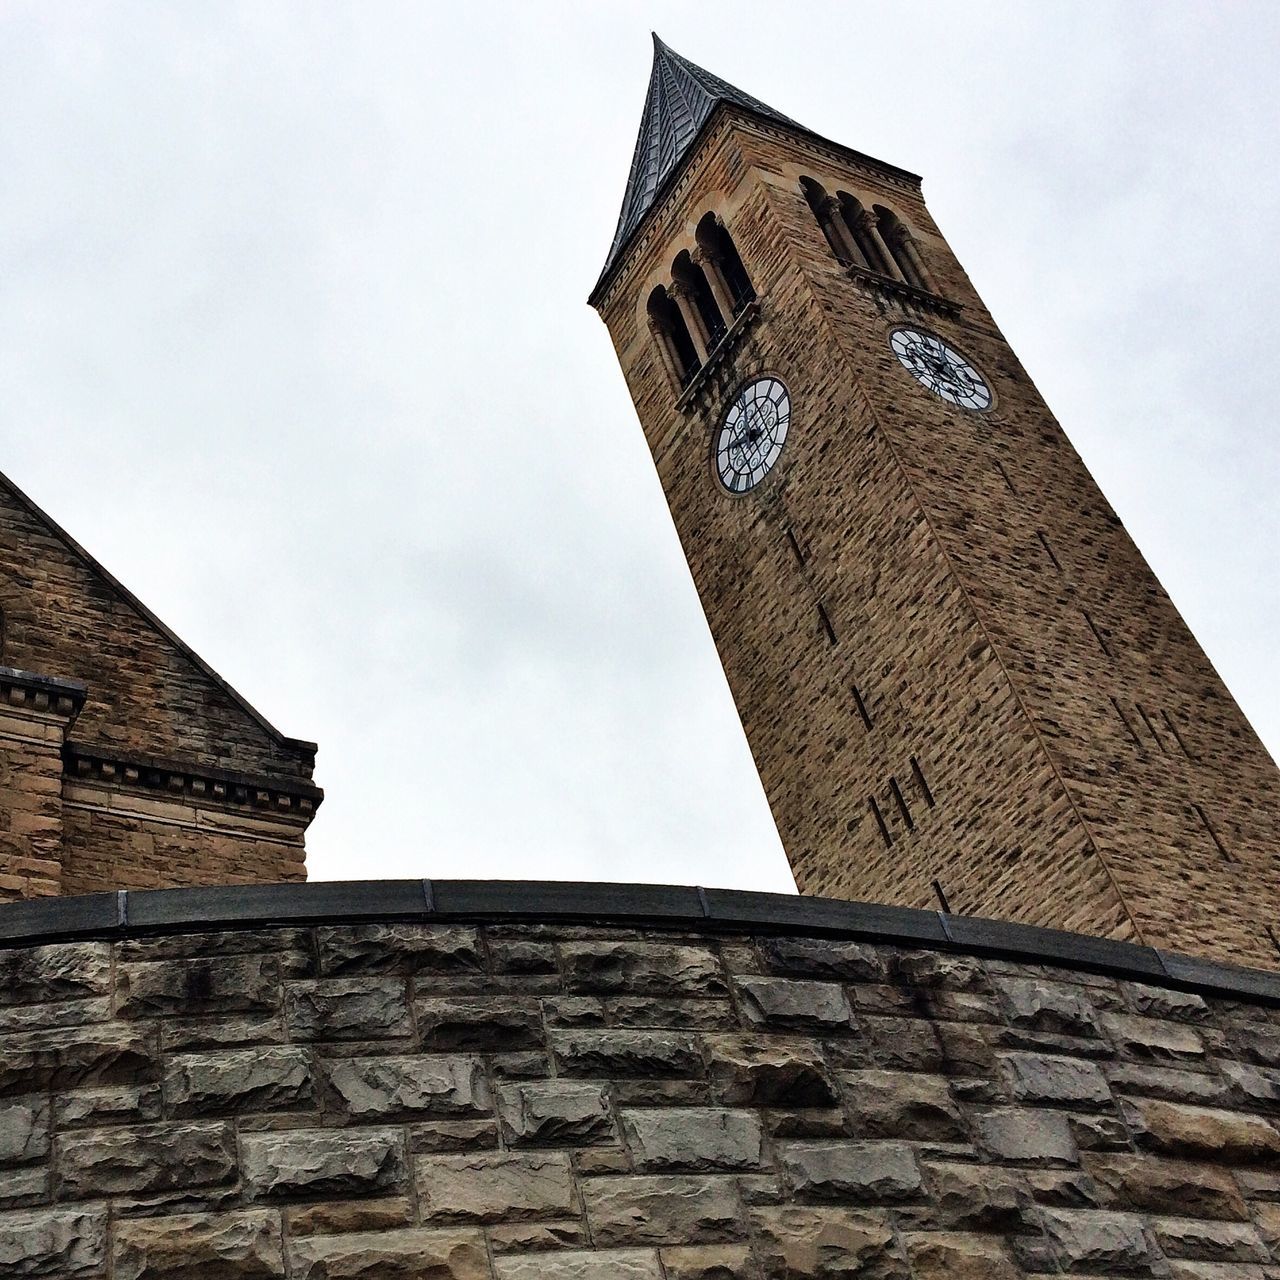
[[0, 472, 320, 901], [592, 99, 1280, 969], [5, 885, 1280, 1277]]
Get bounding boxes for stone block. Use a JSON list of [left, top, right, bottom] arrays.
[[0, 1207, 107, 1277], [1041, 1207, 1152, 1272], [1124, 1098, 1280, 1163], [1103, 1013, 1206, 1062], [494, 1250, 662, 1279], [166, 1046, 314, 1117], [703, 1034, 837, 1107], [288, 1198, 415, 1236], [582, 1174, 743, 1246], [977, 1108, 1077, 1164], [416, 1152, 575, 1222], [0, 1098, 49, 1164], [115, 955, 279, 1018], [606, 997, 737, 1030], [734, 977, 853, 1030], [904, 1231, 1020, 1280], [841, 1070, 966, 1141], [326, 1056, 489, 1120], [317, 925, 483, 976], [780, 1140, 921, 1202], [284, 979, 411, 1041], [749, 1205, 906, 1278], [1084, 1153, 1247, 1219], [288, 1227, 489, 1278], [58, 1122, 236, 1198], [416, 996, 543, 1051], [1121, 982, 1210, 1023], [1220, 1061, 1280, 1111], [621, 1107, 763, 1171], [1001, 1052, 1112, 1107], [660, 1244, 757, 1279], [757, 936, 887, 982], [242, 1129, 405, 1200], [1152, 1217, 1268, 1262], [487, 1221, 587, 1251], [1105, 1063, 1229, 1106], [893, 951, 988, 991], [551, 1029, 702, 1077], [560, 941, 725, 995], [923, 1160, 1030, 1230], [0, 1028, 152, 1095], [114, 1209, 285, 1279], [0, 944, 110, 1007], [497, 1080, 612, 1146], [994, 977, 1100, 1037], [55, 1084, 160, 1128]]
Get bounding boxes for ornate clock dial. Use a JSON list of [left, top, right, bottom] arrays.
[[890, 327, 992, 411], [714, 377, 791, 494]]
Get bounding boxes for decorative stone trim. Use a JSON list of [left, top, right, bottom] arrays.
[[0, 665, 87, 721], [62, 741, 324, 817], [847, 264, 962, 317], [1, 877, 1277, 1006], [676, 299, 761, 411]]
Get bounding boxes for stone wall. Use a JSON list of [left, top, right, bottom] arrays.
[[4, 884, 1280, 1278]]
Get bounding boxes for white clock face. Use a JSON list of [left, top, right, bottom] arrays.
[[714, 377, 791, 494], [890, 327, 992, 411]]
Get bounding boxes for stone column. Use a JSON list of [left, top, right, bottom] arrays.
[[819, 196, 866, 269], [667, 280, 711, 359], [647, 316, 683, 390], [692, 247, 737, 322], [856, 209, 904, 281], [885, 224, 937, 292]]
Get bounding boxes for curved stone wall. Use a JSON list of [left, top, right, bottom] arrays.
[[2, 882, 1280, 1278]]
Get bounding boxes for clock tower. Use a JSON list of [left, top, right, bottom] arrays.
[[590, 37, 1280, 969]]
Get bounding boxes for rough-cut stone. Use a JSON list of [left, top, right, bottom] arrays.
[[703, 1034, 837, 1107], [1103, 1014, 1206, 1062], [284, 980, 411, 1041], [1124, 1098, 1280, 1162], [905, 1232, 1020, 1280], [750, 1206, 906, 1278], [780, 1141, 921, 1202], [561, 942, 725, 996], [622, 1107, 763, 1171], [494, 1250, 662, 1279], [842, 1070, 966, 1142], [1220, 1060, 1280, 1111], [0, 1028, 152, 1095], [0, 1098, 49, 1164], [977, 1109, 1077, 1163], [326, 1056, 488, 1119], [1105, 1063, 1229, 1106], [242, 1129, 405, 1200], [58, 1121, 236, 1197], [0, 944, 110, 1007], [1041, 1207, 1152, 1271], [659, 1244, 756, 1279], [115, 956, 279, 1018], [582, 1175, 743, 1246], [416, 1152, 575, 1222], [416, 997, 543, 1051], [497, 1081, 611, 1146], [317, 925, 483, 976], [0, 1207, 107, 1277], [1084, 1154, 1247, 1219], [288, 1198, 415, 1236], [114, 1209, 285, 1279], [923, 1161, 1029, 1230], [288, 1227, 488, 1278], [1151, 1217, 1268, 1262], [1000, 1052, 1112, 1107], [1121, 983, 1210, 1023], [166, 1047, 314, 1117], [734, 977, 853, 1030], [55, 1084, 161, 1128], [551, 1029, 702, 1077], [894, 951, 988, 992], [759, 936, 887, 982], [994, 978, 1100, 1036]]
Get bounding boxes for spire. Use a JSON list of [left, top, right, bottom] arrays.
[[593, 37, 799, 296]]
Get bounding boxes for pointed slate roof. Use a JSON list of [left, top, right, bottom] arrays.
[[592, 35, 799, 297]]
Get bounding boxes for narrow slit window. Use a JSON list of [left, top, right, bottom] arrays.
[[1194, 803, 1232, 862], [1037, 530, 1062, 572], [852, 683, 874, 731], [1082, 609, 1112, 658], [1162, 709, 1195, 760], [868, 796, 892, 847], [784, 526, 806, 566], [817, 603, 838, 646], [995, 460, 1018, 494], [889, 776, 914, 830], [1110, 696, 1144, 749], [1135, 703, 1166, 754], [910, 756, 936, 808]]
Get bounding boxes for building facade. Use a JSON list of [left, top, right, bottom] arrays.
[[591, 38, 1280, 969], [0, 471, 319, 902]]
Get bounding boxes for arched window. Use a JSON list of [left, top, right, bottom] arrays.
[[672, 249, 726, 349], [647, 284, 700, 389], [874, 205, 934, 291], [836, 193, 897, 279], [694, 213, 755, 315], [800, 177, 859, 268]]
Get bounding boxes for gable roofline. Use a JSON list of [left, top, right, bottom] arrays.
[[0, 469, 316, 761], [588, 37, 921, 309]]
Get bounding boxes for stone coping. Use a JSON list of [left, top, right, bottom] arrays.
[[0, 878, 1276, 1005]]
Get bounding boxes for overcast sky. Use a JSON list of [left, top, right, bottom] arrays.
[[2, 2, 1277, 892]]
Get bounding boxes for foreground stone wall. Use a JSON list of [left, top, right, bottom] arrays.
[[4, 907, 1280, 1278]]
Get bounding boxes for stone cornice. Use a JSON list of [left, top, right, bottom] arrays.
[[62, 740, 323, 820], [0, 666, 87, 722], [0, 878, 1276, 1006]]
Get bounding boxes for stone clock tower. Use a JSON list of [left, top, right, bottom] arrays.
[[590, 37, 1280, 969]]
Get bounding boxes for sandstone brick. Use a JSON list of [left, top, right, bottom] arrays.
[[1083, 1153, 1248, 1219], [622, 1107, 763, 1171], [497, 1080, 611, 1146], [582, 1175, 743, 1246], [416, 996, 543, 1051], [0, 1098, 48, 1164], [166, 1046, 314, 1117], [659, 1244, 757, 1279], [1040, 1207, 1152, 1271], [904, 1231, 1020, 1280], [0, 1206, 107, 1277], [114, 1209, 284, 1280], [1124, 1098, 1280, 1163], [703, 1033, 837, 1107], [560, 941, 725, 995], [494, 1250, 662, 1280], [58, 1121, 236, 1198], [316, 925, 483, 976], [284, 979, 411, 1041], [780, 1140, 921, 1202], [841, 1070, 966, 1142], [551, 1029, 702, 1077], [749, 1205, 905, 1278], [416, 1152, 575, 1222], [977, 1108, 1078, 1164], [115, 955, 279, 1018], [242, 1129, 405, 1200], [734, 977, 853, 1030], [288, 1228, 488, 1279], [326, 1056, 488, 1120], [1001, 1051, 1113, 1107]]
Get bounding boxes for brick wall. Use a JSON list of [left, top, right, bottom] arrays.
[[4, 904, 1280, 1277], [594, 109, 1280, 969]]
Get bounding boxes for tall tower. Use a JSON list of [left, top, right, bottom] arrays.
[[590, 37, 1280, 969]]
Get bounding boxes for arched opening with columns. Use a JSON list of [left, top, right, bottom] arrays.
[[874, 205, 935, 291], [671, 249, 727, 350], [646, 284, 701, 389], [836, 192, 898, 279], [694, 212, 755, 315]]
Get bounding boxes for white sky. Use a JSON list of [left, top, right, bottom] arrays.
[[2, 2, 1277, 892]]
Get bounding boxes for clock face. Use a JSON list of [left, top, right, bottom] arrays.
[[890, 327, 992, 411], [714, 377, 791, 494]]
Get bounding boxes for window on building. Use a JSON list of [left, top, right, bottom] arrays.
[[646, 284, 700, 389], [694, 212, 755, 314]]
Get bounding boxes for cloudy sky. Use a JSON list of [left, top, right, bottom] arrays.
[[2, 2, 1277, 891]]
